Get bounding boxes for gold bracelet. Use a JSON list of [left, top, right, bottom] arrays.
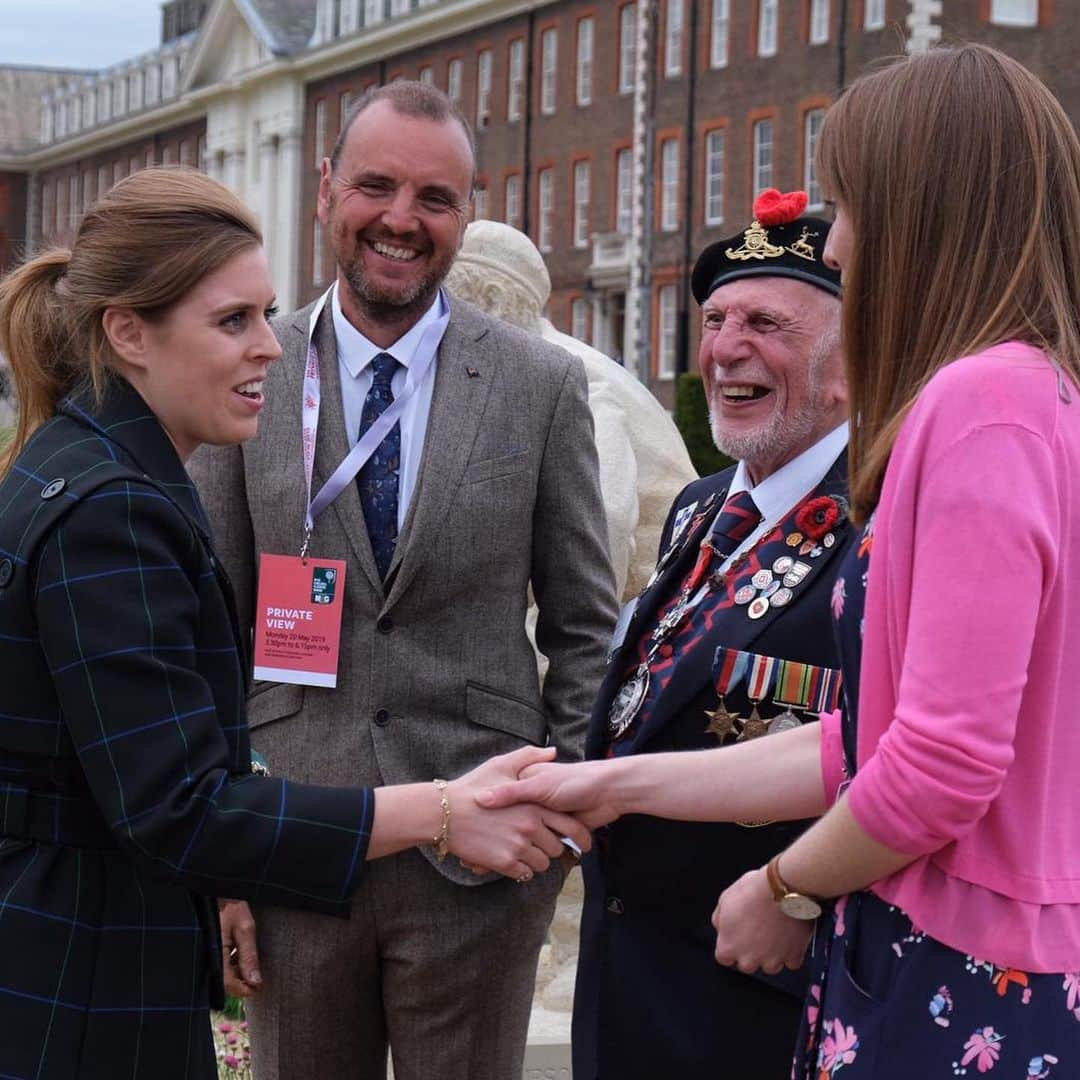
[[432, 779, 450, 861]]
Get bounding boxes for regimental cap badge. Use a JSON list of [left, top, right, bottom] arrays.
[[691, 188, 842, 303]]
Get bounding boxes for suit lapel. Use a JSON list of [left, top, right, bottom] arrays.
[[384, 305, 494, 609], [585, 481, 728, 758], [289, 306, 384, 594], [626, 456, 850, 752]]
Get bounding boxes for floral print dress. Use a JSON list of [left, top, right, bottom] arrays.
[[793, 514, 1080, 1080]]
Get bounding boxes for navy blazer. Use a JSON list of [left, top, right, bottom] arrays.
[[574, 454, 853, 1080], [0, 379, 375, 1079]]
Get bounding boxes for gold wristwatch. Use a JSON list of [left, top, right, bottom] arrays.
[[765, 854, 823, 920]]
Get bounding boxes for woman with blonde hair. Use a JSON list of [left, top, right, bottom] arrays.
[[0, 168, 588, 1078], [484, 44, 1080, 1076]]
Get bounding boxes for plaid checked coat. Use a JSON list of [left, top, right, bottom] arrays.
[[0, 379, 374, 1079]]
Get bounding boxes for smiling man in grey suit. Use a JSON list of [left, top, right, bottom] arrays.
[[189, 82, 617, 1080]]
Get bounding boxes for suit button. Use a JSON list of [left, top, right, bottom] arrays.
[[374, 708, 391, 727], [0, 558, 13, 588], [605, 896, 625, 915], [40, 478, 66, 500], [377, 615, 394, 634]]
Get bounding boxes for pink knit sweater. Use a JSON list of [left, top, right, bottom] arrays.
[[820, 342, 1080, 972]]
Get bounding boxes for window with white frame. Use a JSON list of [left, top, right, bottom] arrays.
[[129, 154, 140, 177], [538, 167, 554, 252], [97, 164, 109, 197], [82, 168, 93, 210], [41, 183, 53, 237], [197, 135, 207, 171], [474, 183, 489, 221], [364, 0, 384, 26], [448, 58, 464, 103], [505, 173, 522, 229], [54, 178, 63, 234], [619, 5, 636, 94], [711, 0, 730, 67], [541, 29, 558, 115], [990, 0, 1037, 25], [758, 0, 778, 56], [83, 90, 95, 127], [339, 90, 352, 129], [616, 148, 633, 236], [753, 118, 773, 196], [419, 66, 434, 85], [804, 109, 825, 209], [705, 129, 725, 225], [508, 39, 524, 121], [68, 175, 79, 228], [159, 147, 172, 167], [660, 138, 679, 232], [313, 218, 325, 285], [146, 147, 156, 170], [864, 0, 885, 29], [314, 99, 327, 168], [129, 70, 143, 110], [477, 49, 492, 127], [576, 17, 594, 106], [573, 160, 591, 248], [179, 140, 193, 167], [389, 0, 410, 14], [810, 0, 830, 43], [571, 298, 589, 343], [658, 284, 678, 379], [665, 0, 684, 77]]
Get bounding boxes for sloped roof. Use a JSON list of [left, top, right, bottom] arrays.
[[0, 66, 87, 153], [238, 0, 316, 55]]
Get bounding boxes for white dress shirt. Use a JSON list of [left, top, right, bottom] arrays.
[[716, 421, 849, 573], [332, 284, 447, 531]]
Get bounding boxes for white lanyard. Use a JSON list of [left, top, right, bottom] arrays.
[[299, 283, 449, 555]]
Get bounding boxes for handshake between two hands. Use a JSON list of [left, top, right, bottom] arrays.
[[447, 744, 620, 882], [222, 746, 812, 997]]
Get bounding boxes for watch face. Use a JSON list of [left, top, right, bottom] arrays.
[[779, 893, 823, 920]]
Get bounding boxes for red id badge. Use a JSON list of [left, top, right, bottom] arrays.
[[253, 553, 347, 687]]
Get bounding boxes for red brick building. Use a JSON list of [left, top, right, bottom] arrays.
[[6, 0, 1078, 401]]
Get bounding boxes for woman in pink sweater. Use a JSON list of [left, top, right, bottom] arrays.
[[484, 45, 1080, 1077]]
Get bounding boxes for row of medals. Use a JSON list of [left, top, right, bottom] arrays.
[[705, 526, 839, 745], [736, 528, 838, 620], [607, 522, 839, 742]]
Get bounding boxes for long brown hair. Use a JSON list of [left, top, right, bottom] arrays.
[[0, 167, 261, 474], [817, 45, 1080, 522]]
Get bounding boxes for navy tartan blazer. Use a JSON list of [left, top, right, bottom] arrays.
[[0, 378, 374, 1079]]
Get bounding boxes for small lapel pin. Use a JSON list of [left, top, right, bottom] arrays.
[[466, 366, 480, 378]]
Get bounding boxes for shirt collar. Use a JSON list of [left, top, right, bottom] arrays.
[[728, 421, 849, 525], [331, 282, 447, 379]]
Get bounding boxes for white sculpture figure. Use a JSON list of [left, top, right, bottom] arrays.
[[446, 220, 697, 602]]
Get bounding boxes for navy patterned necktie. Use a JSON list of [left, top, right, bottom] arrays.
[[357, 351, 401, 580], [707, 489, 762, 562]]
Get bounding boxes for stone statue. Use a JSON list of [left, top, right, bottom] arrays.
[[446, 221, 697, 602]]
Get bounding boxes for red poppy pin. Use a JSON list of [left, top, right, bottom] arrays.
[[795, 495, 846, 541]]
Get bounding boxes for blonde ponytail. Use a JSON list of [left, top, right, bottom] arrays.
[[0, 249, 80, 474]]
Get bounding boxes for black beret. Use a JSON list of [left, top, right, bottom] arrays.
[[691, 189, 842, 304]]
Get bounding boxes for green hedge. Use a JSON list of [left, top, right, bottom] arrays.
[[674, 372, 734, 477]]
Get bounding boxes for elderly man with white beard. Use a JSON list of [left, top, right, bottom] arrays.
[[571, 190, 854, 1080]]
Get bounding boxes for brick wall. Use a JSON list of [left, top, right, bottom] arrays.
[[36, 116, 207, 248]]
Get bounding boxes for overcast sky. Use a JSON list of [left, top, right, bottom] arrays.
[[1, 0, 165, 70]]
